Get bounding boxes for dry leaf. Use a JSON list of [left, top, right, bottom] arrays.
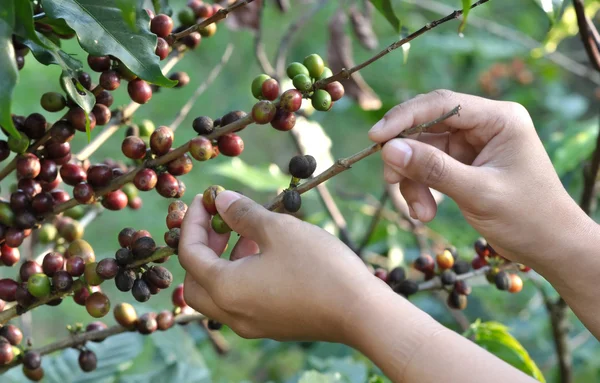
[[328, 10, 382, 111]]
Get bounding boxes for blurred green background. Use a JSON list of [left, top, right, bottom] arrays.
[[3, 0, 600, 381]]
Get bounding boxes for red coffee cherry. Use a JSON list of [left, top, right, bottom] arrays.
[[133, 168, 158, 191], [280, 89, 303, 113], [87, 55, 111, 72], [99, 70, 121, 91], [128, 196, 142, 210], [155, 37, 169, 60], [51, 189, 70, 205], [20, 260, 43, 282], [150, 126, 173, 155], [87, 164, 112, 188], [251, 100, 276, 124], [156, 173, 179, 198], [5, 229, 24, 248], [182, 32, 201, 49], [170, 72, 190, 88], [150, 14, 173, 38], [66, 256, 85, 277], [95, 90, 114, 107], [67, 107, 96, 132], [16, 153, 41, 179], [325, 81, 345, 101], [73, 182, 95, 204], [60, 163, 87, 186], [217, 134, 244, 157], [167, 153, 193, 176], [122, 136, 147, 160], [0, 245, 20, 267], [37, 159, 58, 183], [127, 79, 153, 104], [189, 136, 213, 161], [42, 252, 64, 277], [261, 78, 280, 101], [166, 210, 185, 229], [45, 141, 70, 159], [118, 227, 136, 248], [157, 310, 174, 331], [101, 190, 128, 211], [172, 283, 186, 307], [168, 200, 187, 213], [136, 312, 157, 333], [164, 227, 180, 248], [270, 108, 296, 131], [202, 185, 224, 215], [92, 104, 111, 126]]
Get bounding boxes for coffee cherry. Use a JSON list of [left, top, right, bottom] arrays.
[[78, 350, 97, 372], [132, 278, 151, 302], [20, 260, 43, 282], [192, 116, 214, 135], [150, 126, 173, 155], [87, 55, 111, 72], [41, 92, 66, 112], [23, 113, 47, 139], [121, 136, 147, 160], [508, 274, 523, 293], [132, 236, 156, 259], [84, 262, 103, 286], [23, 351, 41, 370], [78, 72, 93, 89], [436, 250, 454, 270], [154, 37, 170, 60], [303, 54, 325, 78], [317, 67, 333, 81], [86, 321, 108, 342], [1, 245, 20, 266], [42, 252, 64, 277], [288, 155, 316, 179], [116, 228, 135, 248], [99, 70, 120, 90], [384, 267, 405, 288], [270, 108, 296, 131], [170, 72, 190, 88], [102, 190, 128, 210], [86, 291, 110, 318], [144, 272, 161, 295], [471, 256, 486, 270], [0, 338, 14, 365], [0, 325, 22, 346], [4, 228, 23, 248], [151, 14, 173, 38], [67, 107, 96, 132], [451, 281, 471, 297], [146, 266, 173, 289], [199, 23, 217, 37], [292, 74, 312, 92], [311, 89, 332, 111], [137, 312, 158, 334], [87, 164, 112, 189], [182, 32, 202, 49], [324, 81, 345, 102], [440, 270, 457, 286], [128, 79, 153, 104], [172, 284, 186, 307], [125, 123, 140, 138], [251, 74, 270, 99], [218, 134, 244, 157], [58, 218, 84, 242], [72, 286, 90, 305], [95, 90, 114, 107], [452, 259, 471, 275], [92, 104, 111, 126], [202, 185, 224, 215], [132, 230, 152, 243], [0, 140, 9, 161], [178, 7, 196, 26], [164, 227, 180, 249], [447, 290, 468, 310], [280, 89, 303, 113], [156, 173, 179, 198], [494, 271, 510, 291], [0, 279, 17, 302], [45, 141, 70, 160], [114, 248, 133, 266], [261, 78, 280, 101], [14, 211, 36, 229], [27, 273, 51, 298], [52, 270, 73, 292], [31, 192, 54, 215], [10, 190, 30, 213], [486, 267, 500, 284], [211, 214, 231, 234], [114, 302, 137, 328], [96, 258, 119, 280], [166, 210, 185, 229], [16, 153, 40, 179], [189, 136, 213, 161], [60, 163, 87, 186], [252, 100, 276, 124], [37, 159, 58, 183], [133, 168, 157, 191], [282, 190, 301, 213], [22, 366, 44, 381], [394, 279, 419, 297], [286, 62, 310, 79], [474, 237, 489, 258], [115, 268, 136, 292], [65, 256, 85, 277], [413, 254, 435, 273], [167, 153, 193, 176], [221, 111, 248, 129], [156, 310, 174, 331]]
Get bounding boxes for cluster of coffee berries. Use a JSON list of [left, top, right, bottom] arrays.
[[108, 228, 173, 303], [202, 186, 231, 234], [280, 154, 317, 213], [177, 1, 222, 38], [114, 302, 175, 337], [0, 324, 23, 367], [192, 111, 247, 157], [479, 58, 534, 97], [165, 200, 186, 249], [472, 238, 526, 294]]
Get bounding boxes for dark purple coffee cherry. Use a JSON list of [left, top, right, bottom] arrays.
[[87, 55, 111, 72], [99, 70, 121, 91]]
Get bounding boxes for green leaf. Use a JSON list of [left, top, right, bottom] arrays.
[[116, 0, 139, 31], [465, 320, 546, 382], [459, 0, 471, 34], [0, 3, 21, 139], [37, 16, 76, 37], [13, 0, 51, 49], [532, 0, 567, 24], [550, 119, 597, 176], [22, 32, 95, 140], [206, 158, 291, 192], [152, 0, 173, 16], [368, 0, 401, 33], [298, 370, 345, 383], [41, 0, 176, 87]]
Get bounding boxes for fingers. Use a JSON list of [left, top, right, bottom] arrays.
[[230, 237, 260, 261], [179, 194, 229, 289], [215, 191, 276, 246], [183, 274, 232, 323], [381, 138, 477, 201], [368, 89, 507, 143], [399, 178, 437, 222]]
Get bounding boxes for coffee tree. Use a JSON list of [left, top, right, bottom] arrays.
[[0, 0, 595, 381]]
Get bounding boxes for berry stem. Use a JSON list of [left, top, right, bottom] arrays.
[[125, 246, 175, 269]]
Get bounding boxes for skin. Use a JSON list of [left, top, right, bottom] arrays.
[[179, 90, 600, 383]]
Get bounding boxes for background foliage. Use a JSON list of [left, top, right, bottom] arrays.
[[2, 0, 599, 381]]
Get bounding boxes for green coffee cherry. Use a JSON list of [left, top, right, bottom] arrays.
[[139, 119, 155, 137], [286, 62, 310, 80], [292, 74, 312, 92], [311, 89, 332, 112], [28, 274, 51, 298], [317, 67, 333, 81], [303, 54, 325, 79], [8, 135, 29, 154], [38, 223, 58, 244], [211, 214, 232, 234], [251, 74, 271, 100]]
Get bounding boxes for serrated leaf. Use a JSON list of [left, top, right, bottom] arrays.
[[459, 0, 471, 34], [22, 32, 95, 139], [13, 0, 51, 49], [116, 0, 139, 31], [368, 0, 400, 33], [533, 0, 567, 24], [0, 3, 21, 139], [41, 0, 176, 87], [465, 320, 546, 382]]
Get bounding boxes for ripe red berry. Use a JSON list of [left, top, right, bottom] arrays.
[[155, 37, 170, 60], [132, 230, 152, 243], [99, 70, 121, 90], [87, 164, 112, 188], [270, 108, 296, 131], [217, 134, 244, 157], [0, 325, 22, 345], [42, 252, 64, 277], [413, 254, 435, 273], [128, 79, 153, 104], [10, 190, 31, 212], [51, 189, 70, 204], [189, 136, 213, 161], [170, 72, 190, 88], [95, 90, 114, 107], [23, 113, 47, 139], [261, 79, 279, 101], [72, 285, 90, 305], [87, 55, 111, 72], [166, 210, 185, 229], [16, 153, 41, 179], [150, 14, 173, 38], [60, 163, 87, 186], [0, 339, 14, 365], [45, 141, 70, 159], [172, 284, 186, 307], [157, 310, 175, 331], [122, 136, 147, 160], [280, 89, 303, 112], [67, 107, 96, 132], [0, 279, 18, 302], [252, 100, 276, 124], [324, 81, 345, 101], [31, 191, 54, 215], [20, 260, 43, 282], [182, 32, 201, 49], [164, 227, 180, 248], [92, 104, 111, 126], [471, 256, 487, 270], [156, 172, 180, 198], [0, 245, 20, 267], [133, 168, 158, 191], [150, 126, 173, 155], [101, 190, 128, 211], [167, 153, 193, 176]]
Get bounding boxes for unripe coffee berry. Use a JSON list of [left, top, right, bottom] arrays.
[[211, 214, 231, 234], [202, 185, 224, 215], [199, 23, 217, 37], [8, 135, 29, 154], [436, 250, 454, 270], [292, 74, 312, 92], [27, 273, 51, 298], [280, 89, 303, 112], [317, 67, 333, 80], [189, 136, 213, 161], [128, 79, 153, 104], [251, 100, 276, 124], [508, 274, 523, 293], [311, 89, 332, 112], [303, 54, 325, 78], [251, 74, 270, 99], [286, 62, 310, 79], [217, 134, 244, 157], [40, 92, 66, 112]]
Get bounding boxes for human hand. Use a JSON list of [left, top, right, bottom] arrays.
[[177, 191, 386, 342], [369, 89, 593, 268]]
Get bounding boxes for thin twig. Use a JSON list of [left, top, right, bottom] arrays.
[[200, 320, 231, 355], [357, 189, 388, 255], [254, 0, 276, 77], [573, 0, 600, 72], [169, 44, 235, 132]]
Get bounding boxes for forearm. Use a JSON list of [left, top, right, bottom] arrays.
[[345, 286, 536, 383]]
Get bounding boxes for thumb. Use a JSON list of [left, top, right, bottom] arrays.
[[215, 191, 274, 245], [381, 138, 477, 200]]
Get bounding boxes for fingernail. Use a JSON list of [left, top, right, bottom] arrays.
[[215, 190, 242, 212], [411, 202, 425, 221], [369, 119, 385, 134], [387, 140, 412, 167], [408, 205, 417, 219]]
